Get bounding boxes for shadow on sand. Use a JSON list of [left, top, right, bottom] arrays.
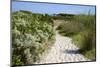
[[63, 49, 80, 54]]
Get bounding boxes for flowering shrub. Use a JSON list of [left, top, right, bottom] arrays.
[[12, 10, 55, 65]]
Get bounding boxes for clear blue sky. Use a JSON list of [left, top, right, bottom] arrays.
[[12, 1, 96, 15]]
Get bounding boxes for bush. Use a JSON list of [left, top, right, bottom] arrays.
[[57, 21, 84, 36], [84, 48, 96, 60], [12, 10, 55, 65], [57, 14, 96, 60], [72, 30, 96, 60], [12, 55, 24, 65], [73, 30, 95, 50]]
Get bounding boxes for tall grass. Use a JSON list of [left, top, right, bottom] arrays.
[[57, 14, 96, 60]]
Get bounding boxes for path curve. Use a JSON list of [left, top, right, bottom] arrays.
[[35, 20, 90, 64]]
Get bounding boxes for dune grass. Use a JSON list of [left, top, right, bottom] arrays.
[[57, 14, 96, 60]]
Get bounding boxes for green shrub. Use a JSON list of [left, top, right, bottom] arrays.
[[84, 48, 96, 60], [72, 30, 96, 60], [12, 10, 55, 65], [57, 21, 84, 36], [57, 14, 96, 60], [73, 30, 95, 51], [12, 55, 24, 65]]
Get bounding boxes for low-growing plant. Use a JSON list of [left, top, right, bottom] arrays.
[[72, 30, 95, 51], [12, 10, 55, 65]]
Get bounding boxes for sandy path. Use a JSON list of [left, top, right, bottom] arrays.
[[35, 20, 89, 64], [35, 31, 89, 64]]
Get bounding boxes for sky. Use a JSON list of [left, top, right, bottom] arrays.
[[12, 1, 96, 15]]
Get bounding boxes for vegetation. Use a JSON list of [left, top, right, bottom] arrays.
[[12, 10, 96, 66], [57, 21, 84, 36], [57, 14, 96, 60], [12, 10, 55, 66], [52, 13, 74, 20]]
